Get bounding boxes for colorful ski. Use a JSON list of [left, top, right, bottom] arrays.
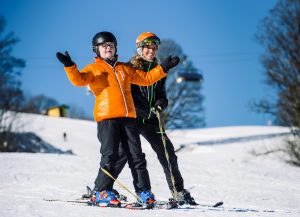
[[44, 198, 223, 210]]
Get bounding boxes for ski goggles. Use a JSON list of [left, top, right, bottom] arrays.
[[137, 38, 160, 48]]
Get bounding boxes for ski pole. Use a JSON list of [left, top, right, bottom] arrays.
[[100, 167, 142, 202], [155, 109, 179, 201]]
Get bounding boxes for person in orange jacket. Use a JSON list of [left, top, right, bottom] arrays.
[[56, 31, 179, 208]]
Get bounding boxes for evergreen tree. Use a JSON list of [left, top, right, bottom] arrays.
[[158, 39, 205, 129]]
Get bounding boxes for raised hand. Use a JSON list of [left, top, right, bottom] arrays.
[[161, 56, 180, 72], [56, 51, 75, 67]]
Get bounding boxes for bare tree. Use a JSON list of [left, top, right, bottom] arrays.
[[255, 0, 300, 165], [68, 104, 92, 120], [157, 39, 205, 129], [0, 15, 25, 151], [20, 94, 59, 114]]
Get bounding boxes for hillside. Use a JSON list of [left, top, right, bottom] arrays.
[[0, 113, 300, 217]]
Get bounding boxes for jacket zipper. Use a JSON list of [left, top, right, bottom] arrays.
[[110, 62, 128, 117], [119, 71, 125, 80]]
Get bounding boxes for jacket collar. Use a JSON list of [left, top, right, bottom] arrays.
[[94, 56, 118, 68]]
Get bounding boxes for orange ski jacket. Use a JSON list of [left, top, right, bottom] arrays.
[[64, 57, 166, 122]]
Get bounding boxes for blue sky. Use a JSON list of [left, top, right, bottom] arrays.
[[1, 0, 276, 127]]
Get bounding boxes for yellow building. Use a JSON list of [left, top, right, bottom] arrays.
[[46, 105, 69, 117]]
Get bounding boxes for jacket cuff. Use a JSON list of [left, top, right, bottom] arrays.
[[160, 64, 168, 73]]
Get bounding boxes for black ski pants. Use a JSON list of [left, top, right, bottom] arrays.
[[114, 117, 184, 193], [94, 118, 151, 192]]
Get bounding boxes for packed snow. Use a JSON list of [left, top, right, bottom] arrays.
[[1, 113, 300, 217]]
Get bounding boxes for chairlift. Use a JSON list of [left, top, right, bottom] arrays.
[[176, 72, 203, 83]]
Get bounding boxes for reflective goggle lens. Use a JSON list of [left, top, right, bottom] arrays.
[[138, 38, 160, 47]]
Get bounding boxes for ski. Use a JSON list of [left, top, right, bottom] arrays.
[[44, 197, 223, 210], [44, 198, 160, 210], [43, 198, 88, 204], [43, 198, 299, 213], [45, 185, 223, 211], [156, 200, 223, 208], [200, 201, 224, 208]]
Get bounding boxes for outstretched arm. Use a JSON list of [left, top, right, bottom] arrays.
[[131, 65, 166, 86], [56, 51, 94, 86], [131, 56, 180, 86]]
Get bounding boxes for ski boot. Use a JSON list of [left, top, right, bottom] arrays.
[[112, 189, 127, 202], [176, 189, 198, 205], [137, 190, 156, 209], [83, 186, 127, 202], [91, 190, 121, 207]]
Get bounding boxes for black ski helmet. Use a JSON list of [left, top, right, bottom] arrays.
[[92, 31, 117, 55]]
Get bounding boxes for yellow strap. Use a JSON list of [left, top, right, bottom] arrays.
[[100, 167, 142, 202], [155, 110, 179, 201]]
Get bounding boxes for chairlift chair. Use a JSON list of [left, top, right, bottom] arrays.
[[176, 72, 203, 83]]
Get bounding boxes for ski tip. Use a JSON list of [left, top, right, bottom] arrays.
[[213, 201, 223, 207]]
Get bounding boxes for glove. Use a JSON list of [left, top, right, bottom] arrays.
[[153, 98, 168, 112], [161, 55, 180, 72], [56, 51, 75, 67]]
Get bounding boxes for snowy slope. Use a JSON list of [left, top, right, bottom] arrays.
[[1, 113, 300, 217]]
